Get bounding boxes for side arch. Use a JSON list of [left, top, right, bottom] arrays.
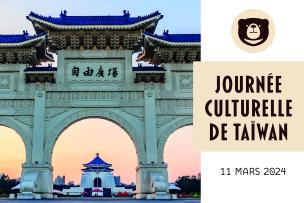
[[44, 108, 145, 164], [157, 116, 193, 163], [0, 117, 32, 163]]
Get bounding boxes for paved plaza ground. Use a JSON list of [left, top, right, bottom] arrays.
[[0, 198, 200, 203]]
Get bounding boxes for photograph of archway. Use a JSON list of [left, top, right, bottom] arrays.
[[0, 0, 200, 200]]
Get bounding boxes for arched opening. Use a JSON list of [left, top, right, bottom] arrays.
[[0, 126, 26, 179], [164, 125, 200, 197], [0, 125, 26, 196], [51, 118, 137, 196], [164, 125, 200, 181], [94, 178, 102, 188]]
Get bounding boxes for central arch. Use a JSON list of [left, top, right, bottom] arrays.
[[44, 109, 145, 165]]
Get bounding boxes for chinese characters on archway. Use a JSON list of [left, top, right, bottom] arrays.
[[67, 61, 123, 82], [72, 66, 118, 78]]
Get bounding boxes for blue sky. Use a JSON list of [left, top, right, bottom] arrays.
[[0, 0, 200, 35]]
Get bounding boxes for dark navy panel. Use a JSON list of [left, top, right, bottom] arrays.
[[24, 66, 57, 72], [133, 66, 166, 71], [145, 31, 201, 43]]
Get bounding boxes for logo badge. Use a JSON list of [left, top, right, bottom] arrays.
[[232, 9, 275, 53]]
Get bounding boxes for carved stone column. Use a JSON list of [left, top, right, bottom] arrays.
[[32, 90, 46, 164], [18, 90, 52, 199], [144, 90, 158, 164], [18, 163, 53, 199], [135, 163, 170, 199]]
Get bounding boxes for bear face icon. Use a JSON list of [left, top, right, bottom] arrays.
[[238, 18, 269, 46]]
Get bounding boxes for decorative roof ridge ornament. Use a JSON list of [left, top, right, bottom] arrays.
[[140, 10, 160, 19], [60, 10, 67, 18], [163, 30, 169, 37], [22, 30, 29, 37], [123, 10, 130, 18]]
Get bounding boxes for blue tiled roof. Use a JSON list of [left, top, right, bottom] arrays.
[[84, 153, 111, 168], [28, 10, 162, 26], [145, 31, 201, 43], [24, 65, 57, 72], [133, 65, 166, 72], [0, 31, 45, 44], [82, 168, 113, 172]]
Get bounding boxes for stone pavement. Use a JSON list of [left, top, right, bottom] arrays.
[[0, 198, 200, 203]]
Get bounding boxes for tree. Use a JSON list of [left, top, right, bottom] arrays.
[[0, 174, 19, 196], [175, 173, 201, 194]]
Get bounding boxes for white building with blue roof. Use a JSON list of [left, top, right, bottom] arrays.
[[80, 153, 116, 196]]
